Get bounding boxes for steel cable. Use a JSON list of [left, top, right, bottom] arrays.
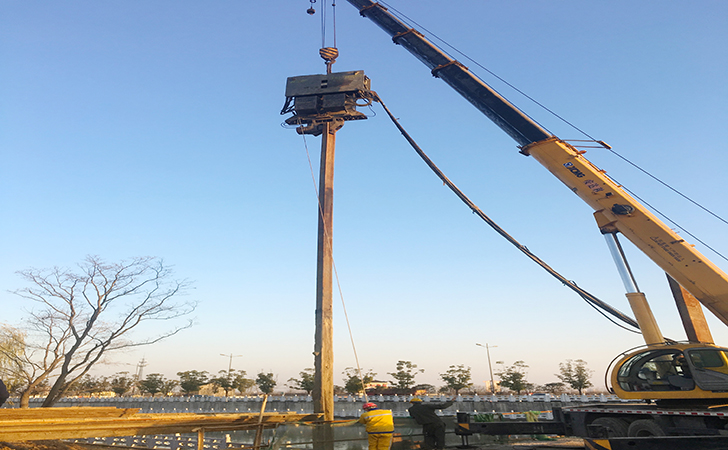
[[372, 92, 641, 334]]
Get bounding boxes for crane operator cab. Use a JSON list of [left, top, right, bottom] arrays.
[[612, 344, 728, 402]]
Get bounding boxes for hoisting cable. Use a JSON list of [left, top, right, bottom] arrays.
[[377, 1, 555, 137], [319, 0, 326, 48], [608, 152, 728, 229], [296, 119, 369, 403], [332, 1, 338, 49], [604, 156, 728, 264], [371, 92, 641, 333], [379, 1, 728, 262]]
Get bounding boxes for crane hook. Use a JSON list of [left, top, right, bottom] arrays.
[[307, 0, 316, 15], [319, 47, 338, 73]]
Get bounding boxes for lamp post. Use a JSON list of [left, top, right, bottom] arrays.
[[220, 353, 242, 380], [476, 343, 497, 394]]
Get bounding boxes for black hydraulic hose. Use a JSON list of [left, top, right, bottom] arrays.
[[372, 93, 640, 332]]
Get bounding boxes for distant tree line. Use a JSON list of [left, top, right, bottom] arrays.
[[330, 358, 595, 397], [5, 368, 276, 399], [1, 356, 595, 402], [1, 357, 595, 401], [493, 359, 594, 395], [0, 256, 596, 407]]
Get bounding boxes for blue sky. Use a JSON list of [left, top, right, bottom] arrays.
[[2, 1, 727, 391]]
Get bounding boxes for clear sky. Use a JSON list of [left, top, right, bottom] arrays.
[[1, 1, 727, 392]]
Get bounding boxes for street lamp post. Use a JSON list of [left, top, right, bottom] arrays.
[[476, 343, 497, 394], [220, 353, 242, 380]]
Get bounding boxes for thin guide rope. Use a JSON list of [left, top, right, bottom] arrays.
[[298, 127, 369, 402]]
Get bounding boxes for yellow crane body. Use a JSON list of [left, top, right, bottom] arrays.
[[523, 137, 728, 329]]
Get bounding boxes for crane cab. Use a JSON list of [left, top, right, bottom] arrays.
[[611, 343, 728, 403]]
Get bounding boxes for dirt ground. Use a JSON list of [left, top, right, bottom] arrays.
[[0, 439, 586, 450], [0, 442, 101, 450]]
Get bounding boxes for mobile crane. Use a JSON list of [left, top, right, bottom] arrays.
[[344, 0, 728, 442]]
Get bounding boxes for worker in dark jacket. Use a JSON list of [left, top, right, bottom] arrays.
[[0, 379, 9, 407], [408, 397, 455, 450]]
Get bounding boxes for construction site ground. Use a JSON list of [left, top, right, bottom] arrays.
[[453, 437, 584, 449], [0, 407, 585, 450], [0, 438, 586, 450], [472, 438, 584, 449]]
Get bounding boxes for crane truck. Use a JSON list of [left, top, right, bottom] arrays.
[[344, 0, 728, 445]]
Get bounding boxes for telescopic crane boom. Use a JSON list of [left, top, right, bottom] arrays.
[[346, 0, 728, 332], [346, 0, 728, 405]]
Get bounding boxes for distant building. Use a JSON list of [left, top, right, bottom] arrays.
[[365, 380, 389, 390]]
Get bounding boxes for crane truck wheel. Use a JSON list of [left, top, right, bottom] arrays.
[[589, 417, 629, 437], [627, 419, 666, 437]]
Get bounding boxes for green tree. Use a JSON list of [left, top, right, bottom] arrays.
[[178, 370, 209, 395], [212, 369, 250, 396], [288, 368, 315, 394], [541, 382, 566, 395], [210, 369, 239, 396], [68, 374, 109, 396], [161, 379, 179, 396], [439, 365, 473, 395], [388, 360, 424, 393], [556, 359, 593, 395], [110, 372, 135, 397], [255, 372, 277, 395], [233, 371, 255, 395], [342, 367, 376, 395], [495, 361, 531, 395], [139, 373, 166, 397]]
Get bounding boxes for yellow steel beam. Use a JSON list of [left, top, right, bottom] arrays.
[[0, 407, 322, 442], [525, 138, 728, 327], [0, 407, 140, 419]]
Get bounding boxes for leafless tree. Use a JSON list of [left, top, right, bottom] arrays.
[[5, 256, 196, 407], [0, 324, 28, 394]]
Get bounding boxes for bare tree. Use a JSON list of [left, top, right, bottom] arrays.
[[0, 323, 57, 403], [0, 324, 28, 394], [7, 256, 196, 407]]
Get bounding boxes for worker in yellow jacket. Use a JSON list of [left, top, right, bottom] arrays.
[[358, 402, 394, 450]]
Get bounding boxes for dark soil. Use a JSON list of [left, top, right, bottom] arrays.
[[0, 442, 101, 450]]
